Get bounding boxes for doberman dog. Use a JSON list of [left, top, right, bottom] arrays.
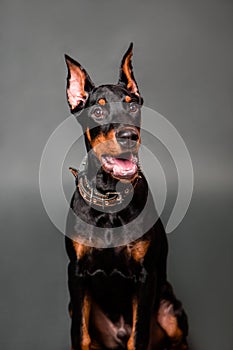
[[64, 44, 189, 350]]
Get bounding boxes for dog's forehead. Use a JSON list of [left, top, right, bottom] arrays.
[[89, 85, 130, 104]]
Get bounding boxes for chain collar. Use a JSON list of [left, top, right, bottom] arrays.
[[77, 173, 141, 208]]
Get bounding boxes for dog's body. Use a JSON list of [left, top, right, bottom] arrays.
[[65, 44, 188, 350]]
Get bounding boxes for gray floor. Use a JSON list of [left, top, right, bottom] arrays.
[[0, 186, 232, 350]]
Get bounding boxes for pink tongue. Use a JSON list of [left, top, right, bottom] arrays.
[[112, 158, 137, 176], [114, 158, 133, 170]]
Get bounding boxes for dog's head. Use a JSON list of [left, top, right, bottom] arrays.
[[65, 43, 143, 181]]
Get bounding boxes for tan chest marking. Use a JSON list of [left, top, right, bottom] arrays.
[[72, 241, 92, 260], [127, 240, 150, 263]]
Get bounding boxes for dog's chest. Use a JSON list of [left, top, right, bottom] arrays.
[[85, 248, 138, 307], [86, 246, 139, 276]]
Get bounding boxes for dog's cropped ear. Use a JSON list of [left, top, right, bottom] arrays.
[[118, 43, 140, 96], [65, 55, 95, 112]]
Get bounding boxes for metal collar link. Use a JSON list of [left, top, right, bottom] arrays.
[[77, 174, 141, 208]]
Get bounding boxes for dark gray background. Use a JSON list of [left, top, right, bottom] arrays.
[[1, 1, 233, 349]]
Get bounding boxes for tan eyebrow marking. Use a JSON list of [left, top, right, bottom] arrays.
[[125, 95, 131, 103], [98, 98, 106, 105]]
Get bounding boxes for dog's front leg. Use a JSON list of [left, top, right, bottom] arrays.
[[69, 263, 91, 350], [127, 296, 138, 350], [72, 293, 91, 350], [156, 282, 189, 349], [127, 272, 156, 350]]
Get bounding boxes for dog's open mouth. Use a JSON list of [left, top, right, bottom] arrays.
[[101, 153, 138, 178]]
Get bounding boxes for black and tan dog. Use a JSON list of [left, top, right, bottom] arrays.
[[64, 44, 188, 350]]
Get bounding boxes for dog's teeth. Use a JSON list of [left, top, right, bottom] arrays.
[[105, 156, 115, 164]]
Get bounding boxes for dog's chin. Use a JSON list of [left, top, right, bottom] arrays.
[[101, 153, 139, 181]]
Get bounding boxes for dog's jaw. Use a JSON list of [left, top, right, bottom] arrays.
[[84, 151, 140, 194], [101, 153, 138, 179]]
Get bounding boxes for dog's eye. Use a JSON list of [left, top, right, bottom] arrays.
[[92, 107, 104, 119], [129, 103, 138, 113]]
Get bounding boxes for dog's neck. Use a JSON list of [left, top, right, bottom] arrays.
[[75, 152, 147, 212], [75, 153, 141, 210]]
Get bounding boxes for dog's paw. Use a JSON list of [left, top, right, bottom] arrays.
[[157, 300, 188, 350], [158, 301, 180, 338]]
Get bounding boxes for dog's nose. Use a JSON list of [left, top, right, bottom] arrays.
[[116, 128, 139, 149]]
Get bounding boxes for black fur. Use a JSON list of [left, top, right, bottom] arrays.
[[64, 44, 188, 350]]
